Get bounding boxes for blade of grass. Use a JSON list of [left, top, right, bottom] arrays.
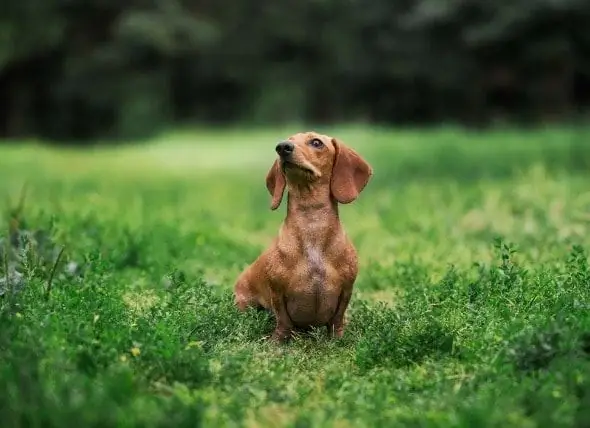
[[45, 246, 65, 301]]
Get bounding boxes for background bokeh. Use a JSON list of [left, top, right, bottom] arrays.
[[1, 0, 589, 143], [3, 2, 590, 426]]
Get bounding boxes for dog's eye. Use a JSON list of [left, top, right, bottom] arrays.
[[309, 138, 324, 148]]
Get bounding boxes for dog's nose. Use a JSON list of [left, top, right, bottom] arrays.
[[276, 141, 294, 157]]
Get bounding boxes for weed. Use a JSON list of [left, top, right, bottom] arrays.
[[1, 126, 590, 427]]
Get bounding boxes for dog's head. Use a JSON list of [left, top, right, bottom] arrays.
[[265, 131, 373, 210]]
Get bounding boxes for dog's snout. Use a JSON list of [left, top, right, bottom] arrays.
[[276, 141, 294, 157]]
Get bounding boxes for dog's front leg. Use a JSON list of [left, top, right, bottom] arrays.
[[270, 291, 294, 343], [327, 285, 353, 339]]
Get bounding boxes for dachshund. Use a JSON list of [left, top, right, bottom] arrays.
[[233, 131, 373, 342]]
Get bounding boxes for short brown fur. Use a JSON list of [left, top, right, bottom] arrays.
[[233, 131, 373, 342]]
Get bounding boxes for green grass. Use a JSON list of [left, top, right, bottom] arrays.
[[1, 125, 590, 427]]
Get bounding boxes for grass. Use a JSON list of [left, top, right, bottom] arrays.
[[1, 124, 590, 427]]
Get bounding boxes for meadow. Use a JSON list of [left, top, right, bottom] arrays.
[[1, 125, 590, 427]]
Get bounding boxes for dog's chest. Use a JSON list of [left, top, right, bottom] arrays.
[[304, 244, 326, 285], [277, 220, 349, 291]]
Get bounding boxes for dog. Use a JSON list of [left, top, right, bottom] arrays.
[[233, 131, 373, 342]]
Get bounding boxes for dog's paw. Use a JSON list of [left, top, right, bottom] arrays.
[[327, 324, 345, 339], [270, 328, 292, 344]]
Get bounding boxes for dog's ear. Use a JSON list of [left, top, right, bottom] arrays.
[[330, 138, 373, 204], [266, 159, 286, 210]]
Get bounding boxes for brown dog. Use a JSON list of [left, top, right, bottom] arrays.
[[233, 131, 373, 342]]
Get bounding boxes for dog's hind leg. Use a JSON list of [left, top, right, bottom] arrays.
[[234, 271, 258, 311]]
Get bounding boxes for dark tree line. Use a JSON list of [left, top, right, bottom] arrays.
[[1, 0, 589, 143]]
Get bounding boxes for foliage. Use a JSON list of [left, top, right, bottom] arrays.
[[1, 125, 590, 426], [1, 0, 590, 141]]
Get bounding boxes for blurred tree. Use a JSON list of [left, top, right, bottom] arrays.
[[0, 0, 588, 142]]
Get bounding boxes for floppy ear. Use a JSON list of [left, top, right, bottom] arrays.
[[265, 159, 286, 210], [330, 138, 373, 204]]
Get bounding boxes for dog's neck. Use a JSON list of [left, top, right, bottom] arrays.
[[282, 181, 342, 247], [287, 183, 336, 209]]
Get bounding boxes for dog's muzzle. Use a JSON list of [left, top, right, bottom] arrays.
[[276, 141, 294, 158]]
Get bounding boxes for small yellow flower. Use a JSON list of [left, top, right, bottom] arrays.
[[120, 355, 128, 362], [185, 341, 203, 350], [131, 347, 141, 357]]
